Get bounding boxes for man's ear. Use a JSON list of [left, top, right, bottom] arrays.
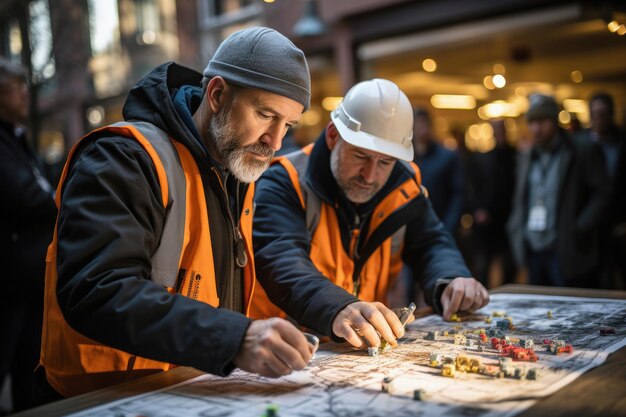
[[205, 76, 228, 113], [325, 121, 340, 150]]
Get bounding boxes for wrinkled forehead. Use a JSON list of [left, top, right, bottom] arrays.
[[340, 138, 396, 161]]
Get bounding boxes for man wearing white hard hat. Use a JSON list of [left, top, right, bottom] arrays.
[[251, 79, 489, 350]]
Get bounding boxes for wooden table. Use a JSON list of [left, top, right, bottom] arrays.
[[12, 285, 626, 417]]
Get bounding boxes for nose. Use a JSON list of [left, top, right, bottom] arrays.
[[261, 123, 284, 152], [360, 159, 377, 183]]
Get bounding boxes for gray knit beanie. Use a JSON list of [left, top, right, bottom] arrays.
[[526, 94, 559, 122], [203, 27, 311, 110]]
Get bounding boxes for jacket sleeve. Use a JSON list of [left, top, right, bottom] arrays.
[[442, 150, 465, 233], [253, 164, 359, 337], [402, 195, 472, 314], [575, 140, 611, 233], [56, 136, 251, 377]]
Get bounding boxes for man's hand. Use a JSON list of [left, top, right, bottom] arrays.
[[440, 277, 489, 321], [234, 318, 314, 378], [332, 301, 405, 349]]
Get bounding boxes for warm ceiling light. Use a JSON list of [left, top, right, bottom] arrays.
[[493, 63, 506, 75], [300, 108, 321, 126], [483, 75, 495, 90], [493, 74, 506, 88], [607, 20, 620, 32], [563, 99, 587, 114], [481, 101, 520, 118], [422, 58, 437, 72], [570, 70, 583, 83], [322, 96, 343, 111], [617, 25, 626, 36], [430, 94, 476, 109], [558, 110, 571, 124], [263, 0, 276, 3]]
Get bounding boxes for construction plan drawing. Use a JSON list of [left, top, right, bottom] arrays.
[[68, 293, 626, 417]]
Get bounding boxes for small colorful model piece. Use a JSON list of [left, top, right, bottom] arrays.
[[454, 334, 467, 345], [430, 353, 442, 367], [496, 318, 513, 330], [367, 347, 379, 357], [547, 340, 573, 354], [527, 368, 541, 380], [449, 313, 461, 322], [547, 310, 553, 319], [425, 331, 440, 341], [508, 347, 538, 362], [381, 376, 393, 392], [598, 326, 616, 335], [484, 317, 492, 324], [264, 404, 279, 417], [442, 364, 456, 378], [492, 311, 505, 317], [413, 389, 427, 401], [520, 339, 534, 349]]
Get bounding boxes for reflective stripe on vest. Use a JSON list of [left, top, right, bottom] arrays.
[[248, 144, 421, 319], [40, 121, 256, 397]]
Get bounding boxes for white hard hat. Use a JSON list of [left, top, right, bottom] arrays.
[[331, 78, 414, 162]]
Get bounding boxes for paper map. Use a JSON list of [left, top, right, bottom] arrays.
[[68, 294, 626, 417]]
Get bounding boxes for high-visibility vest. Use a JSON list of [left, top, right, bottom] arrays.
[[249, 144, 422, 319], [40, 121, 257, 397]]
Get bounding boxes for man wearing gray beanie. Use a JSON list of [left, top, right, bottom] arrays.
[[508, 93, 610, 289], [38, 26, 378, 399]]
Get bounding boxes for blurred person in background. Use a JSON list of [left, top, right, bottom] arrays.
[[508, 94, 610, 288], [467, 119, 517, 286], [575, 93, 626, 289], [412, 108, 465, 236], [0, 58, 57, 412]]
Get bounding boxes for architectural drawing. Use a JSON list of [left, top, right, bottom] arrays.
[[68, 294, 626, 417]]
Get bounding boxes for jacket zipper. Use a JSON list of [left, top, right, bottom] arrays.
[[350, 214, 361, 296], [210, 167, 240, 305]]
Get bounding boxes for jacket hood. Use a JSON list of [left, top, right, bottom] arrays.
[[122, 62, 207, 159]]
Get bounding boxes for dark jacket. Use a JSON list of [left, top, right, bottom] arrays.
[[414, 141, 465, 234], [507, 129, 611, 280], [0, 121, 56, 295], [53, 62, 343, 377], [574, 127, 626, 229], [253, 133, 471, 317]]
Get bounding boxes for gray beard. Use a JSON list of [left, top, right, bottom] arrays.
[[330, 143, 379, 204], [209, 106, 274, 183]]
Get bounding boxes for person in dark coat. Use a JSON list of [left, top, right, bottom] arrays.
[[0, 58, 57, 412], [412, 108, 465, 235], [467, 120, 517, 286], [507, 94, 611, 287], [575, 92, 626, 289]]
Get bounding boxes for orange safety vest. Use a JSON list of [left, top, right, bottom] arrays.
[[40, 121, 257, 397], [249, 144, 422, 319]]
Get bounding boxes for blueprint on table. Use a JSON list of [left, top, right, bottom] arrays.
[[68, 294, 626, 417]]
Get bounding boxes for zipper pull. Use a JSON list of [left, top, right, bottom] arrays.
[[235, 227, 248, 268]]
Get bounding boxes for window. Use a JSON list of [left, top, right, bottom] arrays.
[[134, 0, 160, 44], [87, 0, 120, 54], [29, 0, 54, 81]]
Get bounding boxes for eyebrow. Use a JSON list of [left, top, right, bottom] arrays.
[[257, 105, 300, 127], [352, 148, 395, 162]]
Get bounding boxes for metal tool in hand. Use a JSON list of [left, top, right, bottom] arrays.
[[375, 302, 417, 355], [303, 332, 320, 354], [396, 302, 417, 327]]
